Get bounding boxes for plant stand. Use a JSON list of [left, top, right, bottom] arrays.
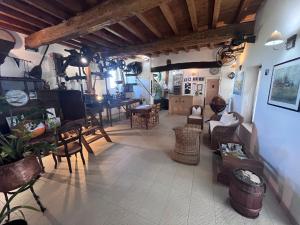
[[3, 178, 46, 222], [0, 156, 46, 222]]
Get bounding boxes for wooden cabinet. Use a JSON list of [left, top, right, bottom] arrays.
[[169, 95, 193, 115]]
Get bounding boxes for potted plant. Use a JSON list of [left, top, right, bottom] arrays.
[[0, 97, 53, 221], [0, 181, 40, 225], [0, 133, 44, 193]]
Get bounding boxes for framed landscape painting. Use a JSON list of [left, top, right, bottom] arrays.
[[268, 57, 300, 111], [233, 71, 244, 95]]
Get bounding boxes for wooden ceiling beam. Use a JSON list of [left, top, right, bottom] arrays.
[[172, 48, 179, 54], [60, 41, 81, 49], [0, 14, 39, 33], [234, 0, 251, 23], [1, 0, 60, 25], [93, 30, 126, 46], [160, 3, 178, 34], [163, 50, 171, 55], [75, 37, 99, 48], [104, 27, 134, 44], [0, 5, 48, 29], [186, 0, 198, 31], [25, 0, 170, 48], [119, 20, 148, 42], [104, 22, 254, 56], [54, 0, 85, 14], [0, 21, 31, 35], [183, 47, 189, 53], [137, 14, 163, 38], [83, 34, 118, 48], [22, 0, 70, 20], [212, 0, 222, 28]]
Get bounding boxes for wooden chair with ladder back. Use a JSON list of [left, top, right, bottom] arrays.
[[52, 121, 85, 174]]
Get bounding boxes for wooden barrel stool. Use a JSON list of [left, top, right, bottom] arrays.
[[229, 169, 266, 218]]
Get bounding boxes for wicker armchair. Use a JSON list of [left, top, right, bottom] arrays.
[[171, 126, 201, 165], [187, 105, 204, 129], [209, 112, 243, 147]]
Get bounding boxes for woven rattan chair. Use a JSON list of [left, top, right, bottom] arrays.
[[171, 126, 201, 165], [209, 112, 243, 148], [187, 105, 204, 129], [133, 104, 160, 128]]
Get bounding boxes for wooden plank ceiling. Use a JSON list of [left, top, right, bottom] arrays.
[[0, 0, 262, 57]]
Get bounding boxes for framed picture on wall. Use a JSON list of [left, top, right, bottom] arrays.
[[184, 83, 191, 94], [268, 57, 300, 111], [233, 71, 244, 95]]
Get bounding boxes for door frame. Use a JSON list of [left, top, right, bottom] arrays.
[[205, 78, 220, 104]]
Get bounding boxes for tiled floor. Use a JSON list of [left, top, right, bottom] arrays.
[[0, 111, 292, 225]]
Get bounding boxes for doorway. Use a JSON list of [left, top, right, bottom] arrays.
[[205, 78, 219, 104]]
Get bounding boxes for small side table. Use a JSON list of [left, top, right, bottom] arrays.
[[217, 142, 264, 185]]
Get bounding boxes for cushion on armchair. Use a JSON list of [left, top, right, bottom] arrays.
[[192, 106, 202, 116], [220, 112, 233, 123], [209, 113, 239, 132], [209, 120, 224, 132], [188, 115, 202, 120]]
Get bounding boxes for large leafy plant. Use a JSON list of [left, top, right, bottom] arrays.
[[0, 97, 55, 166]]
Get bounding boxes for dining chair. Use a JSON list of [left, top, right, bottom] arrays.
[[52, 121, 85, 173]]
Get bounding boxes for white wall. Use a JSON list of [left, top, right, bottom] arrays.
[[0, 30, 86, 91], [238, 0, 300, 222], [125, 58, 152, 104], [151, 48, 236, 102]]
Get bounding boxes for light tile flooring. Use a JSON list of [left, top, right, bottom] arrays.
[[0, 111, 292, 225]]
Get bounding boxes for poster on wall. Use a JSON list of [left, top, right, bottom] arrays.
[[268, 57, 300, 111], [233, 71, 244, 95], [173, 74, 183, 86], [184, 83, 191, 94]]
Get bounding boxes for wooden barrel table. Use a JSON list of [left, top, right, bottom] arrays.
[[229, 169, 266, 218]]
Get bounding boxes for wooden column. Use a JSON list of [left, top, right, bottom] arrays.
[[84, 66, 94, 94]]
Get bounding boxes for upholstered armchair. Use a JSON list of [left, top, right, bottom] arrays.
[[187, 105, 204, 129], [209, 112, 243, 147]]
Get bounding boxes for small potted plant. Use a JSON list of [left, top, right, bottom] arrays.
[[0, 181, 40, 225]]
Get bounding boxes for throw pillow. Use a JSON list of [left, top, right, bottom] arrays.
[[220, 112, 234, 124], [192, 106, 201, 116]]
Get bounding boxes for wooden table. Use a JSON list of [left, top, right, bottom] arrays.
[[130, 105, 153, 129], [217, 142, 264, 185], [105, 98, 141, 126]]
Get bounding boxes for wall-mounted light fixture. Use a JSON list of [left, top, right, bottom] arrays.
[[265, 30, 298, 51], [265, 30, 285, 46]]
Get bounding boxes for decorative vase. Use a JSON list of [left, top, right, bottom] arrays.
[[0, 156, 42, 193]]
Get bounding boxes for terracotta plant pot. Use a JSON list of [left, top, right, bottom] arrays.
[[0, 156, 41, 193], [3, 219, 27, 225]]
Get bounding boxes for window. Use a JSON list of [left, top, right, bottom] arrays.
[[109, 70, 117, 89]]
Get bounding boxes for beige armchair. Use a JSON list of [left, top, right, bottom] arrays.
[[209, 112, 243, 147]]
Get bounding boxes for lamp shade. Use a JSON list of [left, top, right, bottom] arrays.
[[265, 30, 284, 46]]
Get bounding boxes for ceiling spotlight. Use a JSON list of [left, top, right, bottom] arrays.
[[80, 56, 88, 65], [265, 30, 284, 46]]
